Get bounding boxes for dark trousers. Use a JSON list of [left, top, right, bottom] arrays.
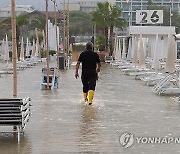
[[81, 69, 97, 93]]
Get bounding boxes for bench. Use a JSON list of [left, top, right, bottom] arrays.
[[0, 97, 31, 142]]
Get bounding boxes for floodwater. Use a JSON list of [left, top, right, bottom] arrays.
[[0, 62, 180, 154]]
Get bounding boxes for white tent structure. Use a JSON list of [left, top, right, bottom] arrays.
[[129, 26, 176, 69]]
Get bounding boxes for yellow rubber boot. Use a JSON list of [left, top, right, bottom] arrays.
[[88, 90, 94, 105], [83, 93, 88, 102]]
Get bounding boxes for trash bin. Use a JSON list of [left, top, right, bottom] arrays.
[[58, 52, 66, 69]]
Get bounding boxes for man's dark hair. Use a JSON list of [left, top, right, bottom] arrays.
[[86, 42, 93, 50]]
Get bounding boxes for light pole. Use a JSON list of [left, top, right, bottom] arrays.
[[11, 0, 17, 97], [45, 0, 50, 89]]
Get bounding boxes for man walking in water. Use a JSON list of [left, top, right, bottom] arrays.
[[75, 42, 101, 105]]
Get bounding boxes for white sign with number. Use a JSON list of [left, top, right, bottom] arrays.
[[136, 10, 163, 24]]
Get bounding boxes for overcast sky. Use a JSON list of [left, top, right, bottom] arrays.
[[0, 0, 104, 11]]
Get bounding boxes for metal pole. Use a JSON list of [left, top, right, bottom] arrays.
[[45, 0, 50, 89], [53, 0, 59, 67], [67, 0, 70, 55], [170, 1, 172, 26], [130, 0, 132, 26], [63, 0, 66, 54], [128, 1, 130, 27], [141, 0, 142, 26], [11, 0, 17, 97]]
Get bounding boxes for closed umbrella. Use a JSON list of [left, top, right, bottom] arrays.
[[152, 34, 160, 71], [127, 37, 132, 61], [31, 39, 35, 58], [118, 38, 122, 60], [1, 39, 5, 60], [122, 38, 126, 59], [165, 34, 176, 73], [4, 35, 9, 63], [35, 40, 39, 57], [25, 38, 30, 58], [138, 34, 145, 69], [113, 30, 118, 60], [132, 36, 138, 65], [20, 37, 24, 61]]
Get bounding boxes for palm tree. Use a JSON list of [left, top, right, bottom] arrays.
[[108, 5, 126, 55], [91, 2, 110, 51], [91, 2, 126, 54]]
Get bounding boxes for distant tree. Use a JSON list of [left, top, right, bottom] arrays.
[[91, 2, 110, 51], [69, 11, 92, 36], [0, 14, 30, 59], [91, 2, 126, 54], [108, 5, 126, 55]]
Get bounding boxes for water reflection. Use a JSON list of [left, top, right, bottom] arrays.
[[0, 133, 31, 154], [78, 105, 100, 152]]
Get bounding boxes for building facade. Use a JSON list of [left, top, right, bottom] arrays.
[[113, 0, 180, 25], [60, 1, 104, 13], [0, 5, 36, 18]]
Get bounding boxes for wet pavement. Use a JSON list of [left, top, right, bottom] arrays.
[[0, 62, 180, 154]]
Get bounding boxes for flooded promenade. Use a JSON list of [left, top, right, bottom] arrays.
[[0, 62, 180, 154]]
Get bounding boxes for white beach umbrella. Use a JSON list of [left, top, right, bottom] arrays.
[[25, 38, 30, 57], [1, 39, 5, 60], [138, 34, 146, 69], [127, 37, 132, 61], [4, 35, 9, 62], [35, 40, 39, 57], [152, 34, 160, 71], [122, 38, 126, 59], [20, 37, 24, 61], [42, 30, 46, 51], [165, 34, 176, 73], [118, 38, 122, 59], [114, 37, 118, 60], [31, 39, 35, 58], [113, 31, 117, 60], [132, 36, 138, 65]]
